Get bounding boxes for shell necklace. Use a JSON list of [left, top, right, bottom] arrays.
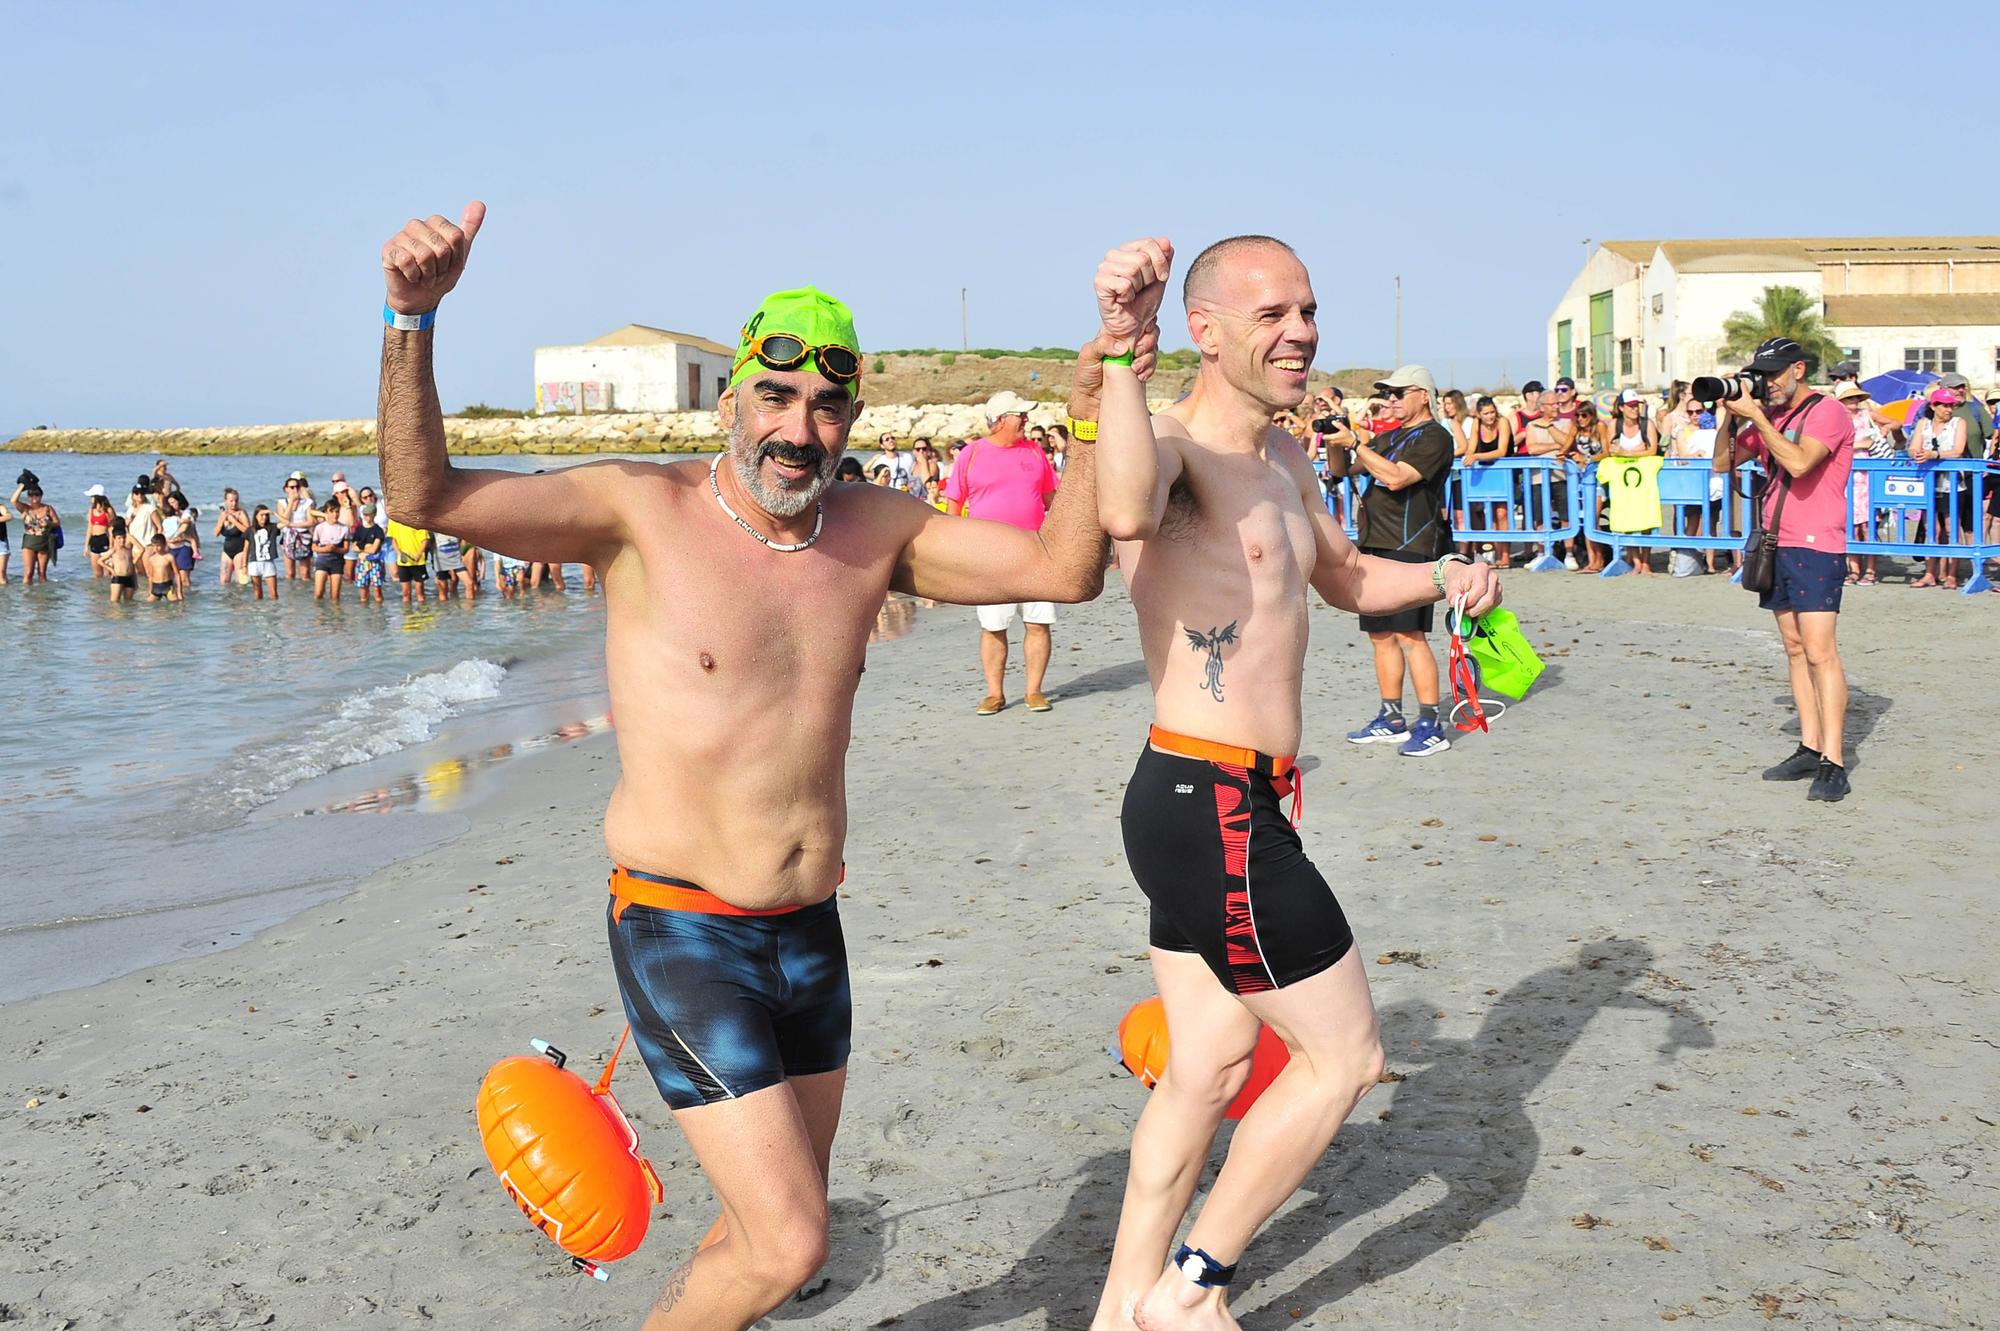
[[709, 452, 824, 553]]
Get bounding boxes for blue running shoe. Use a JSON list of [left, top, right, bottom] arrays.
[[1346, 708, 1409, 745], [1398, 716, 1452, 757]]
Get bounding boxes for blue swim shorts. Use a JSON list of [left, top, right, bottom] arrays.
[[605, 867, 851, 1111]]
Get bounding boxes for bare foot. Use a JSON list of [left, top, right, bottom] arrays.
[[1090, 1291, 1144, 1331], [1133, 1272, 1240, 1331]]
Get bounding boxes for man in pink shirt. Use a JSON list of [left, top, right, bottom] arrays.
[[945, 390, 1062, 714], [1714, 336, 1856, 803]]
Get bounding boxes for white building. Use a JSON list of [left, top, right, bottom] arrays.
[[1547, 237, 2000, 392], [532, 324, 735, 413]]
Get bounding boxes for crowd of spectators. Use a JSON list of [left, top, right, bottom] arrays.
[[1281, 365, 1997, 587], [3, 459, 591, 601]]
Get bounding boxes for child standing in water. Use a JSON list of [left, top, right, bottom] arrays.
[[142, 535, 180, 602], [105, 517, 136, 601], [246, 505, 282, 600]]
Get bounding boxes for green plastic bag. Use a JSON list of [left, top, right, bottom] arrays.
[[1463, 608, 1544, 700]]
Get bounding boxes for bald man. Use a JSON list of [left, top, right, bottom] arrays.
[[1084, 235, 1500, 1331]]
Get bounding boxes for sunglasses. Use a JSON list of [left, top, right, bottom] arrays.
[[1383, 386, 1424, 401], [733, 334, 861, 384]]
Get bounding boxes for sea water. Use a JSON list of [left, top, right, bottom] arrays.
[[0, 450, 639, 1002]]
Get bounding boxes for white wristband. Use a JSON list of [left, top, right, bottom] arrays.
[[384, 303, 436, 332]]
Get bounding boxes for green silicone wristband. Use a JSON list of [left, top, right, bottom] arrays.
[[1103, 351, 1135, 367]]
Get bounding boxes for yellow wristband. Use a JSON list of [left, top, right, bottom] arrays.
[[1066, 416, 1098, 442]]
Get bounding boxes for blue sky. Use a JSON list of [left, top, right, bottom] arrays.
[[5, 0, 1991, 431]]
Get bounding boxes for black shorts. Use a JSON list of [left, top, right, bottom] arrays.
[[1758, 547, 1843, 615], [1356, 547, 1436, 635], [87, 534, 110, 555], [395, 563, 428, 582], [606, 875, 851, 1111], [1121, 744, 1353, 995], [110, 573, 135, 588], [312, 554, 344, 575]]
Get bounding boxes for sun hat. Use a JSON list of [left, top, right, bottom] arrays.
[[1373, 365, 1441, 403], [1835, 381, 1871, 403], [728, 286, 861, 398], [983, 389, 1035, 422]]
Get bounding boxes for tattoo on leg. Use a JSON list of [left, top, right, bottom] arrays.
[[654, 1259, 694, 1314], [1185, 621, 1240, 702]]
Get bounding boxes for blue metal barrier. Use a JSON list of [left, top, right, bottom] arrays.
[[1443, 458, 1579, 571], [1580, 457, 1757, 577], [1850, 457, 1993, 595], [1325, 446, 1997, 597]]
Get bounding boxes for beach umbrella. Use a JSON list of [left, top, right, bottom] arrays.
[[1859, 370, 1936, 428], [1859, 369, 1936, 405]]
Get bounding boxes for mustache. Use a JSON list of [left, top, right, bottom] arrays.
[[760, 441, 829, 468]]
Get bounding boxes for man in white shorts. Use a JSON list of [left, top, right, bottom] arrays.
[[945, 390, 1062, 714]]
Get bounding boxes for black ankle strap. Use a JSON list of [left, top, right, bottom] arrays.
[[1172, 1244, 1237, 1288]]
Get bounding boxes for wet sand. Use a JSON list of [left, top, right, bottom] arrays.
[[3, 570, 1995, 1329]]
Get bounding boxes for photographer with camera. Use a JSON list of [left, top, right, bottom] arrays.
[[1709, 337, 1855, 803]]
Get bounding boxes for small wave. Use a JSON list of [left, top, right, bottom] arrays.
[[201, 659, 508, 816]]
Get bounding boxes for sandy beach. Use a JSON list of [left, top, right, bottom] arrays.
[[3, 570, 1995, 1330]]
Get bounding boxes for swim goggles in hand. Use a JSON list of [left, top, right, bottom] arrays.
[[1445, 594, 1505, 734], [731, 334, 862, 384]]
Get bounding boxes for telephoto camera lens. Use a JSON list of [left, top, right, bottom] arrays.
[[1690, 370, 1766, 404]]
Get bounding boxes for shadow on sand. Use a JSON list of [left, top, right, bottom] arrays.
[[1770, 683, 1891, 774], [886, 938, 1710, 1329]]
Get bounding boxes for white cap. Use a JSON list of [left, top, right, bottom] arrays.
[[1372, 365, 1440, 404], [983, 389, 1035, 422], [288, 470, 307, 481], [1618, 388, 1643, 405], [84, 483, 106, 497]]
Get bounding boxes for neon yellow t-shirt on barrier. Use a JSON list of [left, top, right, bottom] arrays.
[[1600, 456, 1665, 533]]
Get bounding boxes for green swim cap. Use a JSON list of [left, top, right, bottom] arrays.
[[728, 286, 863, 398]]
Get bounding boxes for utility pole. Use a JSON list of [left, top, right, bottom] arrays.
[[960, 288, 968, 352], [1394, 275, 1402, 367]]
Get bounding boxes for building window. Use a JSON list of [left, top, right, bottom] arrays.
[[1839, 346, 1860, 369], [1658, 347, 1667, 374], [1619, 339, 1634, 377], [1904, 347, 1957, 374]]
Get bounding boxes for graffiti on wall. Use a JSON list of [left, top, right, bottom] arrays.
[[536, 382, 613, 414]]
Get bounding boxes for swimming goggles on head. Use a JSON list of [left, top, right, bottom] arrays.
[[731, 334, 861, 384]]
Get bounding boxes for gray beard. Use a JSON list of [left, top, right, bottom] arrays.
[[728, 420, 841, 518]]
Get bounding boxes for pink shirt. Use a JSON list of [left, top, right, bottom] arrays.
[[942, 437, 1058, 532], [1734, 394, 1854, 554]]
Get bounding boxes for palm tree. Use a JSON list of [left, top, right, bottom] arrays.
[[1719, 286, 1845, 374]]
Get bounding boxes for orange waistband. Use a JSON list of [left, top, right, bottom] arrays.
[[1148, 725, 1296, 780], [608, 864, 841, 921]]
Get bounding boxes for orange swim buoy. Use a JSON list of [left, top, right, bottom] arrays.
[[1112, 996, 1290, 1121], [476, 1031, 663, 1278]]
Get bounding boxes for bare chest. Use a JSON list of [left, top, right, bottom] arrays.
[[1153, 452, 1315, 583], [614, 503, 897, 690]]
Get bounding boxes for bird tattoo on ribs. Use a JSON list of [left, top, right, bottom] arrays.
[[1185, 621, 1239, 702]]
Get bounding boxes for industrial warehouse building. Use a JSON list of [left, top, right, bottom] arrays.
[[1547, 236, 2000, 391], [532, 324, 735, 413]]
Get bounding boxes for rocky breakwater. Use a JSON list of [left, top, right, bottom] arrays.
[[7, 399, 1093, 456]]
